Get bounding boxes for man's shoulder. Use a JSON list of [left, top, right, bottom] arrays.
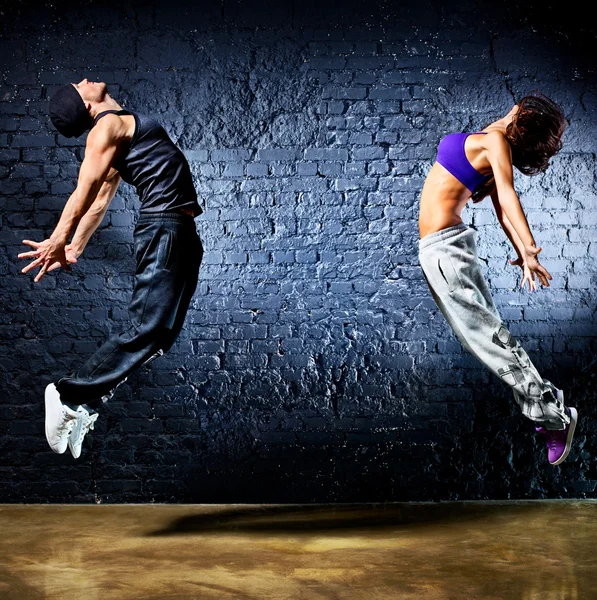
[[86, 113, 131, 149]]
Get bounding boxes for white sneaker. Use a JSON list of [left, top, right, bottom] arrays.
[[68, 406, 99, 459], [44, 383, 78, 454]]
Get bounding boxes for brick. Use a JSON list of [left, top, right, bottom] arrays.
[[257, 148, 300, 161], [224, 252, 247, 264], [10, 135, 55, 147], [246, 163, 268, 177], [183, 150, 209, 162], [0, 150, 20, 163], [306, 57, 347, 70], [304, 148, 348, 161], [272, 251, 294, 263]]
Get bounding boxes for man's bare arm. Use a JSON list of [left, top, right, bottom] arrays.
[[19, 117, 123, 281], [69, 169, 121, 257], [51, 122, 122, 246]]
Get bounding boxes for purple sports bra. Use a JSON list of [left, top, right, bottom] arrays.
[[436, 132, 490, 194]]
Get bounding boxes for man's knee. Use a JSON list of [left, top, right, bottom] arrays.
[[141, 328, 179, 363], [159, 328, 181, 353]]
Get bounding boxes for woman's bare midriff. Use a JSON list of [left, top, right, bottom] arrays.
[[418, 164, 473, 238], [419, 132, 496, 239]]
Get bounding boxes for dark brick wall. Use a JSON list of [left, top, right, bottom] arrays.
[[1, 0, 596, 502]]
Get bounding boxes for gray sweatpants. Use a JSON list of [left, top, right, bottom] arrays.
[[419, 223, 569, 431]]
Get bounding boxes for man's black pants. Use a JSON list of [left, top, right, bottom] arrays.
[[56, 212, 202, 408]]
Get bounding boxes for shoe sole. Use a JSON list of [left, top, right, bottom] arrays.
[[44, 384, 67, 454], [550, 407, 578, 466], [67, 416, 83, 459], [67, 439, 78, 459]]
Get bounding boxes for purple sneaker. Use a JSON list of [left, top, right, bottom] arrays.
[[536, 406, 578, 466]]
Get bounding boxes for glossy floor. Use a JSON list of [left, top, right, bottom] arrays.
[[0, 501, 595, 599]]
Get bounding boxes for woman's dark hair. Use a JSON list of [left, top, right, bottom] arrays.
[[471, 91, 567, 203]]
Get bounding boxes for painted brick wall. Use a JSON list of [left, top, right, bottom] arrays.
[[1, 0, 596, 502]]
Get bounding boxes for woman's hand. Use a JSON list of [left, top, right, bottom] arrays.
[[510, 246, 552, 291], [509, 256, 537, 291]]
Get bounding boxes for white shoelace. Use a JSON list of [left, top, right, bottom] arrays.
[[75, 415, 97, 444], [57, 410, 75, 434]]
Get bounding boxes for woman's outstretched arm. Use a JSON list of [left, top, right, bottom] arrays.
[[490, 190, 526, 257], [485, 131, 552, 288], [490, 190, 542, 291]]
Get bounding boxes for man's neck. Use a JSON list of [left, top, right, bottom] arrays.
[[89, 95, 123, 119]]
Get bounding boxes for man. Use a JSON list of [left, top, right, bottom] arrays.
[[19, 79, 203, 459]]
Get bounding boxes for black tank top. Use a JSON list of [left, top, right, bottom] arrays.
[[93, 109, 201, 215]]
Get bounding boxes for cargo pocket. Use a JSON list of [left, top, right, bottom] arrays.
[[157, 229, 176, 271], [437, 256, 461, 294]]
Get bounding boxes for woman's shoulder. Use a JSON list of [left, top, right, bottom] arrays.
[[479, 129, 509, 152]]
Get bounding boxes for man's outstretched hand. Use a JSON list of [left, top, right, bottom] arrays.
[[18, 239, 78, 282]]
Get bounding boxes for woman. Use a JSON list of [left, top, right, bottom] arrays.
[[418, 91, 577, 466]]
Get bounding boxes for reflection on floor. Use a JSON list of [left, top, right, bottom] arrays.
[[0, 500, 595, 599]]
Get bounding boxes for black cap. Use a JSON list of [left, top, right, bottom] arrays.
[[49, 84, 93, 138]]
